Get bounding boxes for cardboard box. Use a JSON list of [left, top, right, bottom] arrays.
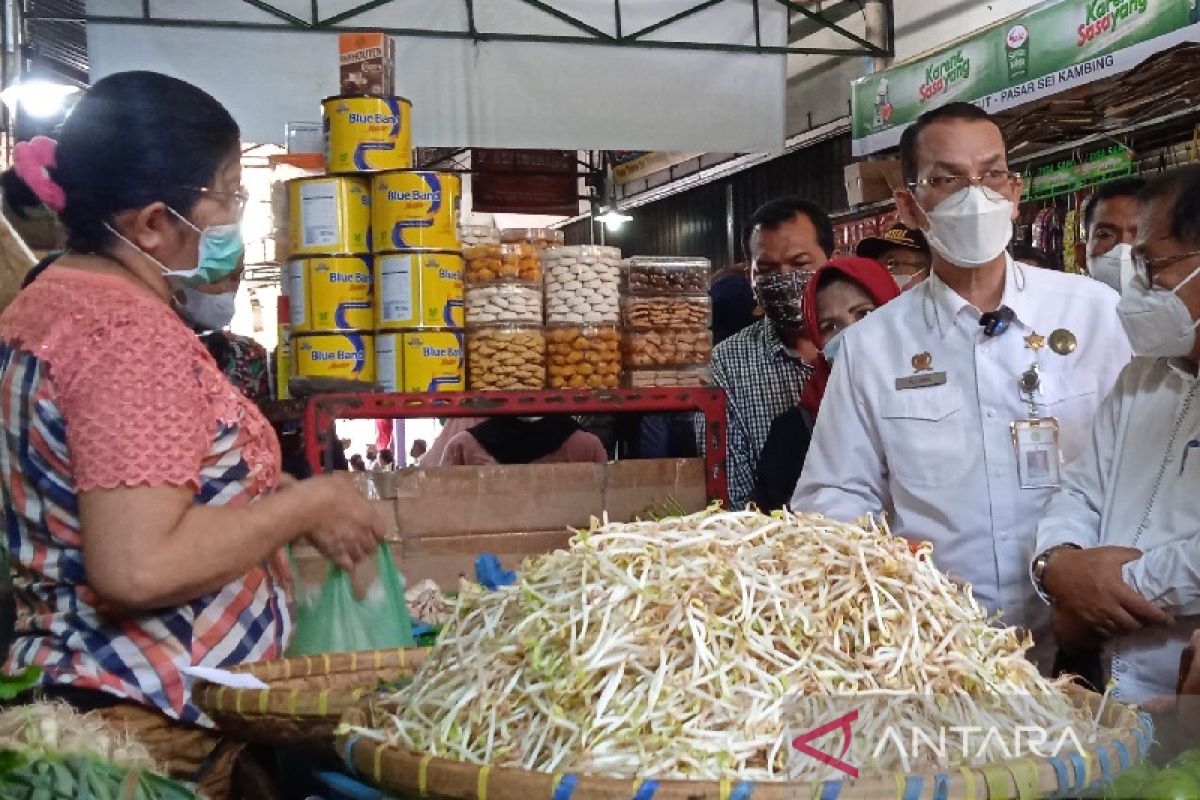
[[844, 158, 904, 206], [322, 459, 707, 589], [339, 33, 395, 96]]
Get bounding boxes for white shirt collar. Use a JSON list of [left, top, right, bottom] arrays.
[[923, 254, 1034, 337]]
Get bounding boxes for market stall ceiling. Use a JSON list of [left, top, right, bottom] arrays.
[[86, 0, 789, 153]]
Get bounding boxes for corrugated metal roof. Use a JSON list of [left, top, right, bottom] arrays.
[[27, 0, 87, 84]]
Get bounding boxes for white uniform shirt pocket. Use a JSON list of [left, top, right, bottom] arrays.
[[1037, 372, 1098, 464], [880, 384, 971, 488]]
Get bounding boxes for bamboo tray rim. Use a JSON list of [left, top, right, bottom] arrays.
[[336, 690, 1152, 800]]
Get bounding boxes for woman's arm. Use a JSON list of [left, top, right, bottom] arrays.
[[80, 474, 389, 611]]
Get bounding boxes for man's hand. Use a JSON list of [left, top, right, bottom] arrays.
[[1043, 545, 1173, 637]]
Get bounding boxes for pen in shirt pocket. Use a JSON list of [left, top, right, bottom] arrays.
[[1181, 439, 1200, 474]]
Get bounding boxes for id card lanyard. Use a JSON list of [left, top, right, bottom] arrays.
[[1011, 355, 1062, 489]]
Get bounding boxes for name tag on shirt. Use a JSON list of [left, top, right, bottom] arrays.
[[895, 372, 948, 391]]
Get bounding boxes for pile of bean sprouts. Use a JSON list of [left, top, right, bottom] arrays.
[[357, 508, 1115, 780]]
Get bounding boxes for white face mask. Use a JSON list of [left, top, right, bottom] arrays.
[[1087, 243, 1133, 293], [892, 268, 928, 290], [1117, 263, 1200, 358], [822, 329, 847, 364], [179, 287, 237, 331], [918, 186, 1014, 269]]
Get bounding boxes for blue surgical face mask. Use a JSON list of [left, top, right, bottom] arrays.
[[106, 208, 244, 288], [822, 329, 847, 365]]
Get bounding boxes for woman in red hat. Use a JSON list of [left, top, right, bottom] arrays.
[[753, 256, 900, 511]]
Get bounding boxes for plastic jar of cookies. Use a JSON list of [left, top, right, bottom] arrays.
[[465, 282, 543, 326], [622, 327, 713, 368], [624, 256, 710, 295], [545, 324, 621, 390], [624, 366, 714, 388], [621, 295, 711, 329], [543, 245, 622, 325], [461, 224, 500, 247], [466, 324, 547, 391], [501, 228, 565, 251], [464, 243, 541, 284]]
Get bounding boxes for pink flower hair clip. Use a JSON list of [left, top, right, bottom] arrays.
[[12, 136, 66, 213]]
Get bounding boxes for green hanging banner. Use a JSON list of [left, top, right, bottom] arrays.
[[852, 0, 1200, 156]]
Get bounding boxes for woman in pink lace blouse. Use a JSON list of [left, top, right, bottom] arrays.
[[0, 72, 388, 797]]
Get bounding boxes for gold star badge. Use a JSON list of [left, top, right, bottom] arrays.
[[912, 352, 933, 372], [1024, 332, 1046, 351]]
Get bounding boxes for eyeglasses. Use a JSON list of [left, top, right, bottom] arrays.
[[907, 170, 1022, 193], [185, 185, 250, 217], [1133, 249, 1200, 283]]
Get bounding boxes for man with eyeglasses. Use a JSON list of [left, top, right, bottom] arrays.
[[793, 102, 1130, 664], [855, 223, 931, 290], [1033, 167, 1200, 704]]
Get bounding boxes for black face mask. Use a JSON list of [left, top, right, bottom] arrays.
[[755, 270, 811, 332]]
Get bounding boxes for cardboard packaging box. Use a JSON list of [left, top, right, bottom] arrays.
[[291, 460, 709, 592], [844, 158, 903, 207], [339, 33, 395, 96]]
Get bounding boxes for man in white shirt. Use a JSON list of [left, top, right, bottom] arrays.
[[1033, 168, 1200, 704], [792, 103, 1130, 659]]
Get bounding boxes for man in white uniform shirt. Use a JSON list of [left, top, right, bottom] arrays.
[[793, 103, 1130, 660], [1033, 168, 1200, 704]]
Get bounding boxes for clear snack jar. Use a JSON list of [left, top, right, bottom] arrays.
[[622, 326, 713, 368], [544, 324, 621, 390], [623, 366, 714, 388], [463, 243, 541, 284], [543, 245, 622, 325], [500, 227, 565, 250], [465, 282, 544, 326], [621, 295, 711, 330], [461, 223, 500, 247], [624, 256, 711, 296], [466, 324, 547, 391]]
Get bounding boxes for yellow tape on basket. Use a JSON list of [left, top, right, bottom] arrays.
[[1009, 760, 1039, 800], [982, 766, 1009, 799], [720, 776, 732, 800], [373, 742, 385, 783], [477, 765, 491, 800], [958, 767, 976, 800], [258, 688, 269, 714], [893, 772, 905, 799], [418, 752, 434, 798], [317, 690, 330, 716]]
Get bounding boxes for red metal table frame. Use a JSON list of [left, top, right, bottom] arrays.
[[302, 388, 729, 504]]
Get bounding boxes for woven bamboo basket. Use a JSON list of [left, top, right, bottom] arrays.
[[193, 647, 427, 755], [335, 687, 1150, 800]]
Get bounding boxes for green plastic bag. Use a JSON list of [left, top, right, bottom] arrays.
[[287, 542, 415, 656]]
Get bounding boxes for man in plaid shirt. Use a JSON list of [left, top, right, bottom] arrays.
[[712, 196, 833, 508]]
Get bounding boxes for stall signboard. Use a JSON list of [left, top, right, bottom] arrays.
[[1023, 144, 1134, 200], [852, 0, 1200, 155], [610, 151, 702, 185], [471, 149, 580, 216]]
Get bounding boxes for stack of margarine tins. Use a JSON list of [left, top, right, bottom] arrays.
[[370, 169, 466, 393], [284, 80, 465, 393]]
